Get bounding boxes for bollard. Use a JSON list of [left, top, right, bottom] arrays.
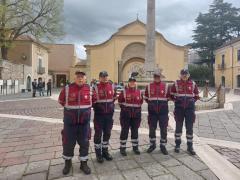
[[203, 80, 209, 98], [217, 85, 225, 108]]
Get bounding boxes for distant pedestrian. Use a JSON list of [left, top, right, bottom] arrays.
[[38, 80, 44, 96], [47, 79, 52, 96], [43, 81, 46, 90], [32, 79, 37, 97]]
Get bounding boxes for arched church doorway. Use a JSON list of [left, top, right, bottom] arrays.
[[26, 76, 31, 90], [119, 42, 145, 82], [121, 58, 144, 82]]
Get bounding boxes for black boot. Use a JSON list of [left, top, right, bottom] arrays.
[[62, 160, 72, 175], [102, 149, 113, 161], [187, 147, 196, 155], [80, 161, 91, 175], [160, 145, 168, 155], [96, 153, 104, 163], [120, 148, 127, 156], [133, 146, 140, 155], [175, 145, 180, 153], [147, 144, 156, 153]]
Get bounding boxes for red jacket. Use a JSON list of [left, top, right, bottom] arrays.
[[144, 81, 170, 102], [92, 82, 116, 104], [92, 82, 116, 114], [58, 83, 92, 109], [118, 87, 143, 108], [171, 79, 199, 102]]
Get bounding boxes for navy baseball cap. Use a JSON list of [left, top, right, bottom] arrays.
[[99, 71, 108, 77], [75, 71, 86, 76], [180, 69, 189, 75]]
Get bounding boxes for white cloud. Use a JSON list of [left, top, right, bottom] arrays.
[[62, 0, 240, 58]]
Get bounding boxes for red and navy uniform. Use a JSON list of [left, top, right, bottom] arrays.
[[58, 83, 92, 162], [171, 79, 199, 149], [145, 82, 170, 147], [92, 82, 116, 156], [118, 87, 143, 150]]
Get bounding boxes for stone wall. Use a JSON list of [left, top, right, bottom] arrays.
[[0, 59, 32, 94]]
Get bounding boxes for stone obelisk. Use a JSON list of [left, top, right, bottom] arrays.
[[145, 0, 156, 73]]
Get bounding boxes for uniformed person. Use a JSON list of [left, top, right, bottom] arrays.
[[144, 69, 170, 155], [118, 74, 143, 156], [171, 69, 199, 155], [92, 71, 116, 163], [58, 71, 92, 175]]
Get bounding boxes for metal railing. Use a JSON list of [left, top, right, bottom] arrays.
[[37, 67, 45, 74], [218, 63, 226, 70]]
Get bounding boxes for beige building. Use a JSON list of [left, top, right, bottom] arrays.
[[45, 44, 77, 87], [8, 35, 49, 89], [215, 37, 240, 89], [84, 20, 189, 83], [70, 59, 88, 81]]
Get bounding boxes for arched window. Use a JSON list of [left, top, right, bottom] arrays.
[[237, 75, 240, 88], [221, 55, 225, 65], [221, 76, 225, 87]]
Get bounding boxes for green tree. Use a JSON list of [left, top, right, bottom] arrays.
[[188, 64, 212, 86], [0, 0, 64, 59], [191, 0, 240, 79]]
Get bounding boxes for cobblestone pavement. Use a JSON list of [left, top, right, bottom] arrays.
[[194, 108, 240, 142], [1, 94, 240, 179], [0, 98, 151, 128], [0, 92, 51, 101], [0, 96, 219, 130], [0, 95, 240, 141], [210, 145, 240, 170], [0, 98, 63, 119], [0, 117, 219, 180]]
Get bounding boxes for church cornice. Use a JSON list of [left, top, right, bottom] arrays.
[[84, 19, 188, 50]]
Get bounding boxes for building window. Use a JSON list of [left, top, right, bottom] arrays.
[[237, 75, 240, 88], [221, 54, 225, 66], [38, 58, 42, 69], [238, 50, 240, 62], [221, 76, 225, 87]]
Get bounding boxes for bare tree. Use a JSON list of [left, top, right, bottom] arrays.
[[0, 0, 65, 59]]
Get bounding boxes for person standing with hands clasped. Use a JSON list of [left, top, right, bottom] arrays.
[[58, 71, 92, 175], [118, 73, 143, 156], [92, 71, 116, 163], [144, 69, 170, 155], [171, 69, 200, 155]]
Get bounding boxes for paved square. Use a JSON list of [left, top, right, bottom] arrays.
[[0, 94, 240, 179]]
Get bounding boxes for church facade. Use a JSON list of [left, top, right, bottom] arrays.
[[84, 20, 189, 83]]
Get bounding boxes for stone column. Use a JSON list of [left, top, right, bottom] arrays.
[[145, 0, 156, 73]]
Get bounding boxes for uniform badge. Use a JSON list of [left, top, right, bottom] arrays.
[[109, 91, 112, 95], [161, 90, 164, 94], [84, 95, 88, 99]]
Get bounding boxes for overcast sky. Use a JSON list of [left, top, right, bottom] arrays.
[[62, 0, 240, 59]]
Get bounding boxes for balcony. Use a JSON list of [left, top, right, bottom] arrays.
[[37, 67, 45, 74], [218, 64, 226, 70]]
